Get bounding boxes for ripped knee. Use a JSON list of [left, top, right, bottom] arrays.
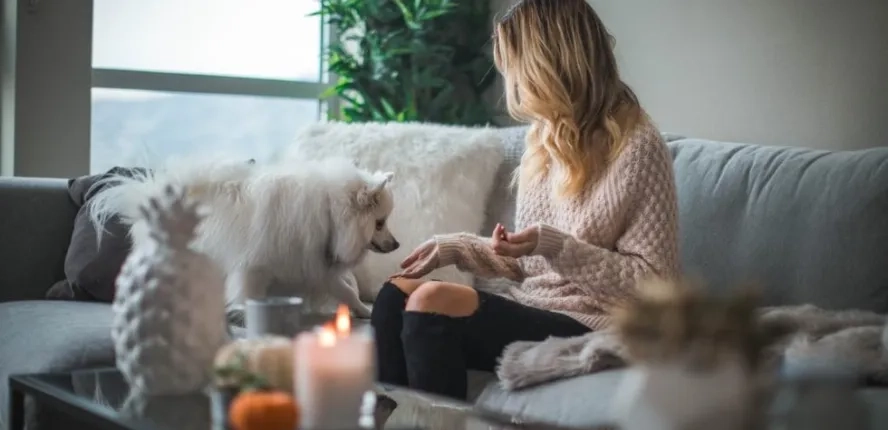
[[405, 281, 478, 317], [387, 277, 427, 296]]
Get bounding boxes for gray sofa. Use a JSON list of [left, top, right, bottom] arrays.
[[2, 126, 888, 429]]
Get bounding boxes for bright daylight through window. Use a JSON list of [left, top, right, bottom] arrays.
[[90, 0, 326, 174]]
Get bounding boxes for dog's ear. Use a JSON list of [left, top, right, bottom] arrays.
[[355, 171, 394, 208], [372, 171, 394, 192]]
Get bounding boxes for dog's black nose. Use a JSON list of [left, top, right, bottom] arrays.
[[392, 240, 400, 250]]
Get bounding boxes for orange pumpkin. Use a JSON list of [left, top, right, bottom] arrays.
[[229, 390, 300, 430]]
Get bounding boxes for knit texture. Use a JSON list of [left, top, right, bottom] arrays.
[[435, 123, 680, 330]]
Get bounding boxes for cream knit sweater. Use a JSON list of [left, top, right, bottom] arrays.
[[434, 123, 680, 330]]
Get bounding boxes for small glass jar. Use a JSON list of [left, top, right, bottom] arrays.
[[244, 296, 304, 338]]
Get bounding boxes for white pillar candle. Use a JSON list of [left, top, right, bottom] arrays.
[[294, 305, 375, 430]]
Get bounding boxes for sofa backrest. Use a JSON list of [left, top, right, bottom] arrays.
[[0, 177, 77, 302], [670, 139, 888, 311], [486, 127, 888, 312], [480, 127, 525, 233]]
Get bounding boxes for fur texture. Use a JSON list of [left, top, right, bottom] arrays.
[[496, 304, 888, 390], [87, 155, 399, 318], [282, 121, 505, 299], [612, 278, 769, 371]]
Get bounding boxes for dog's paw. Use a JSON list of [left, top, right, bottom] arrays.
[[353, 304, 373, 319]]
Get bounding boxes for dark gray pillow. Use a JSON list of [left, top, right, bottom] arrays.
[[46, 167, 148, 302]]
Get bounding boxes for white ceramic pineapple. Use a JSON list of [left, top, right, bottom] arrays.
[[112, 184, 229, 395]]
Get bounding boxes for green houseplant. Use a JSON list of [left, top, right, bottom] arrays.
[[315, 0, 496, 126]]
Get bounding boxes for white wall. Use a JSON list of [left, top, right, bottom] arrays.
[[492, 0, 888, 150]]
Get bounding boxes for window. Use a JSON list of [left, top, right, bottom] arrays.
[[90, 0, 329, 173]]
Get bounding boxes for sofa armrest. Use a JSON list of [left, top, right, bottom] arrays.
[[0, 177, 77, 302]]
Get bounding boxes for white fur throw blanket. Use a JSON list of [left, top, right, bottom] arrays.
[[283, 121, 505, 300], [496, 304, 888, 390]]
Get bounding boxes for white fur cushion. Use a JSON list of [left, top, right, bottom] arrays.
[[284, 121, 505, 300]]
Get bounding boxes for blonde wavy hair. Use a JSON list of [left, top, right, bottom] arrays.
[[493, 0, 646, 198]]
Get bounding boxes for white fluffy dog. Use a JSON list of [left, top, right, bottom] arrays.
[[88, 156, 399, 318]]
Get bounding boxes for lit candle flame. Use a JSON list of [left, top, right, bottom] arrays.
[[335, 304, 351, 336], [318, 323, 336, 348]]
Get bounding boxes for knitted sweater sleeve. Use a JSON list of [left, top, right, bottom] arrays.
[[531, 133, 680, 299], [433, 233, 526, 283]]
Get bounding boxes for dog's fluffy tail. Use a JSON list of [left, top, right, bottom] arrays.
[[87, 156, 255, 242], [86, 169, 159, 241]]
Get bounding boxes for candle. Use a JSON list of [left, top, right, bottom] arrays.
[[294, 305, 375, 430]]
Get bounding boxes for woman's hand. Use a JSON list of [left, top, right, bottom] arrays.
[[392, 239, 440, 279], [491, 223, 539, 258]]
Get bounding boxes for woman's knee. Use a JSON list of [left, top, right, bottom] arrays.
[[387, 277, 426, 296], [405, 281, 479, 317]]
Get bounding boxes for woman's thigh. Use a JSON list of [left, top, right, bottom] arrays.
[[463, 291, 591, 372]]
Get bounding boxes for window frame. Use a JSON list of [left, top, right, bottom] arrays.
[[90, 2, 336, 136], [91, 0, 334, 97], [1, 0, 336, 177], [91, 69, 331, 101]]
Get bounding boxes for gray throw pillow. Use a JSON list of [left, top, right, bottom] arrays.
[[45, 167, 148, 302]]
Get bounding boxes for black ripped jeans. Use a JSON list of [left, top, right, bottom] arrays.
[[370, 281, 591, 400]]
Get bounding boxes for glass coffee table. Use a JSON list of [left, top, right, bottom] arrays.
[[9, 368, 583, 430]]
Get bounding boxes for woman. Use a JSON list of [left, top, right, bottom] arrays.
[[371, 0, 680, 401]]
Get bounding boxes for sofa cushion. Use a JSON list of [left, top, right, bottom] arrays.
[[476, 369, 888, 429], [0, 301, 114, 429], [46, 167, 147, 302], [669, 139, 888, 311], [481, 126, 526, 234], [476, 369, 626, 427], [0, 178, 77, 303], [474, 127, 525, 293]]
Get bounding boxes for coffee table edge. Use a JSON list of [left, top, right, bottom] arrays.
[[8, 373, 152, 430]]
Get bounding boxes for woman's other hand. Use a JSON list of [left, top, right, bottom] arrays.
[[393, 239, 440, 279], [492, 223, 539, 258]]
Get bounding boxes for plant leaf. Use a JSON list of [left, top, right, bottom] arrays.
[[318, 0, 495, 126]]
